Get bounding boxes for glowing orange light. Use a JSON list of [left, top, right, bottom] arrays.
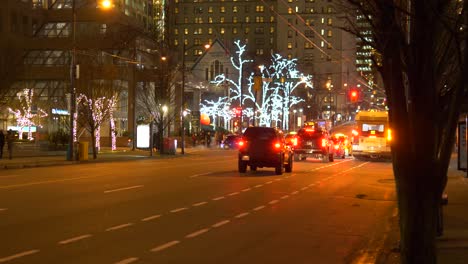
[[274, 142, 281, 148], [101, 0, 112, 9], [387, 129, 392, 141], [238, 141, 245, 147]]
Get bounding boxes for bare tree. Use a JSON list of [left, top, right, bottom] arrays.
[[341, 1, 467, 263]]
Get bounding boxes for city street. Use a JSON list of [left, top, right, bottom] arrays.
[[0, 149, 398, 264]]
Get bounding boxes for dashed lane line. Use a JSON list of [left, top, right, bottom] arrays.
[[253, 205, 266, 211], [269, 200, 279, 205], [235, 212, 249, 218], [0, 250, 40, 263], [212, 220, 230, 228], [212, 196, 225, 201], [114, 257, 139, 264], [150, 241, 180, 252], [189, 172, 212, 178], [0, 208, 7, 212], [227, 192, 239, 196], [281, 195, 290, 199], [241, 188, 251, 192], [192, 201, 207, 207], [58, 234, 92, 245], [170, 208, 188, 213], [106, 223, 133, 232], [185, 228, 210, 238], [254, 184, 263, 188], [104, 185, 144, 194], [265, 181, 273, 184], [141, 215, 161, 222]]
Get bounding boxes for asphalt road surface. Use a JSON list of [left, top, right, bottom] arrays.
[[0, 149, 398, 264]]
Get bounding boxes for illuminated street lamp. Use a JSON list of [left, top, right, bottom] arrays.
[[181, 42, 210, 154], [68, 0, 113, 161]]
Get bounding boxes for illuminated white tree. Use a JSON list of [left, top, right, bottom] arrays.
[[8, 88, 48, 140], [209, 41, 313, 131]]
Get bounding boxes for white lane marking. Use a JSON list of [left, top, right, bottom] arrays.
[[235, 212, 250, 218], [0, 249, 40, 263], [291, 191, 299, 195], [185, 228, 210, 238], [309, 183, 315, 187], [281, 195, 290, 199], [104, 185, 143, 194], [106, 223, 133, 231], [253, 205, 265, 211], [269, 200, 279, 205], [170, 207, 188, 213], [141, 215, 161, 222], [227, 192, 239, 196], [0, 208, 7, 212], [192, 201, 207, 207], [212, 220, 230, 228], [254, 184, 263, 188], [266, 181, 273, 184], [301, 187, 308, 191], [58, 234, 92, 245], [241, 188, 251, 192], [114, 257, 139, 264], [189, 172, 211, 178], [212, 196, 225, 201], [150, 241, 180, 252]]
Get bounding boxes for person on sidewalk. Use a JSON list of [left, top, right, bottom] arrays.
[[6, 129, 14, 160], [0, 130, 4, 159]]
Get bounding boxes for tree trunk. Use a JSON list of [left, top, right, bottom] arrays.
[[91, 127, 97, 159]]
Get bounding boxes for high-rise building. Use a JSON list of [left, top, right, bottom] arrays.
[[0, 0, 165, 145]]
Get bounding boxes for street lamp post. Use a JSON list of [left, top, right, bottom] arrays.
[[67, 0, 112, 161], [181, 42, 209, 154]]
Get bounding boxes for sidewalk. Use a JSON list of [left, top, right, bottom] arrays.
[[0, 146, 206, 169], [380, 155, 468, 263]]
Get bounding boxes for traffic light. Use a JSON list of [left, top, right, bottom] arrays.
[[349, 89, 358, 102]]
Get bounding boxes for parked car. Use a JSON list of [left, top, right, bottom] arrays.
[[293, 127, 334, 162], [238, 127, 293, 175], [220, 134, 242, 149]]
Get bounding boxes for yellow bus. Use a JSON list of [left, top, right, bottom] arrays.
[[352, 110, 392, 160]]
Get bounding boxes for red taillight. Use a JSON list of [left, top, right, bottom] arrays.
[[238, 140, 245, 147], [334, 145, 339, 150], [274, 142, 281, 149], [321, 138, 328, 147], [292, 137, 298, 146]]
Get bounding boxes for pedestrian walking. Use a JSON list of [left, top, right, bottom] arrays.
[[0, 130, 4, 159], [6, 129, 14, 160]]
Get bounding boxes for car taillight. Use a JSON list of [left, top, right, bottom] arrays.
[[292, 137, 298, 146], [238, 140, 245, 147], [387, 129, 392, 141], [274, 142, 281, 149], [321, 138, 328, 147]]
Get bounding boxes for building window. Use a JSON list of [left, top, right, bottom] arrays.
[[208, 6, 213, 13], [270, 27, 275, 33], [220, 6, 225, 13], [256, 5, 264, 12], [174, 28, 179, 35], [305, 41, 314, 49], [255, 16, 264, 23], [184, 28, 188, 35], [174, 39, 178, 46], [321, 29, 324, 35], [233, 17, 238, 23], [208, 28, 213, 34], [288, 8, 293, 14], [327, 43, 332, 49], [184, 17, 189, 23], [321, 41, 324, 47], [233, 6, 238, 12], [270, 16, 275, 22], [255, 27, 264, 34], [175, 8, 179, 14], [287, 42, 292, 49], [233, 27, 238, 34], [287, 54, 292, 60], [327, 6, 333, 13], [209, 17, 213, 23], [194, 28, 203, 34], [327, 18, 333, 25], [327, 30, 333, 37], [256, 49, 264, 55], [309, 8, 314, 13], [245, 17, 250, 23], [245, 27, 250, 34], [321, 17, 325, 24], [220, 17, 225, 23], [220, 28, 225, 34], [195, 17, 203, 23], [288, 30, 293, 38]]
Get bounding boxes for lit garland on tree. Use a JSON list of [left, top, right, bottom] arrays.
[[207, 41, 313, 131], [8, 88, 48, 140]]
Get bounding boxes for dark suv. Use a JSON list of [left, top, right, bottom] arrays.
[[238, 127, 293, 175], [293, 127, 334, 162]]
